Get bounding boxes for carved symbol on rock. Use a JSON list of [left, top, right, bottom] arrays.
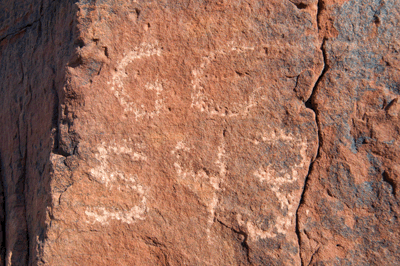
[[108, 42, 164, 120], [191, 42, 263, 117], [86, 139, 148, 225], [244, 129, 309, 240], [171, 139, 226, 240]]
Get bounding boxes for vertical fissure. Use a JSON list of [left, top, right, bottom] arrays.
[[295, 1, 329, 265], [10, 107, 30, 265], [23, 129, 31, 265], [0, 154, 5, 266]]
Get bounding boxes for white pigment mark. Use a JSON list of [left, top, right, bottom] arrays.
[[86, 139, 148, 225], [90, 140, 147, 189], [108, 42, 164, 119], [240, 130, 310, 241], [190, 42, 261, 117], [85, 202, 147, 225], [172, 138, 227, 240]]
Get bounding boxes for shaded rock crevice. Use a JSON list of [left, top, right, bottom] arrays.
[[22, 132, 30, 266], [305, 37, 328, 155], [1, 0, 84, 264], [306, 246, 321, 266], [0, 155, 5, 266], [0, 17, 43, 44], [295, 1, 329, 264], [216, 219, 251, 264]]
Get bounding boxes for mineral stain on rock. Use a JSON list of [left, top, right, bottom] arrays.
[[0, 0, 399, 265]]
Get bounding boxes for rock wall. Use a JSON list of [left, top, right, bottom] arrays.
[[0, 0, 79, 265], [0, 0, 399, 265], [298, 0, 400, 264]]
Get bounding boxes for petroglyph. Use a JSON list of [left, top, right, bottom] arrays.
[[190, 43, 262, 117], [90, 139, 147, 189], [227, 41, 255, 53], [111, 42, 162, 89], [238, 214, 276, 239], [86, 139, 148, 224], [85, 202, 147, 225], [85, 185, 148, 225], [172, 139, 226, 238], [241, 129, 309, 241], [108, 42, 164, 119]]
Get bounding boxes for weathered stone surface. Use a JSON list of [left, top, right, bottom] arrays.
[[42, 1, 322, 265], [0, 1, 79, 265], [298, 0, 400, 265], [0, 0, 399, 265]]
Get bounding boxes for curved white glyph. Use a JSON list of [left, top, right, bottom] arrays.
[[108, 42, 164, 120], [191, 41, 263, 117], [86, 139, 148, 225], [242, 129, 309, 241]]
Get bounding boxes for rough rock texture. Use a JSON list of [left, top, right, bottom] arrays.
[[0, 0, 399, 265], [298, 0, 400, 265], [0, 0, 79, 264]]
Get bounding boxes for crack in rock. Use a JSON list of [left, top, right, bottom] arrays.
[[295, 1, 329, 264]]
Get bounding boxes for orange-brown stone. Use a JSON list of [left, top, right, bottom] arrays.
[[0, 0, 399, 265]]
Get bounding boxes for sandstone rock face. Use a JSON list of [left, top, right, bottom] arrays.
[[0, 0, 79, 264], [0, 0, 399, 265], [298, 0, 400, 265]]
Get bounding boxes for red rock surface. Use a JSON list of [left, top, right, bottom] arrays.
[[297, 0, 400, 265], [0, 0, 399, 265]]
